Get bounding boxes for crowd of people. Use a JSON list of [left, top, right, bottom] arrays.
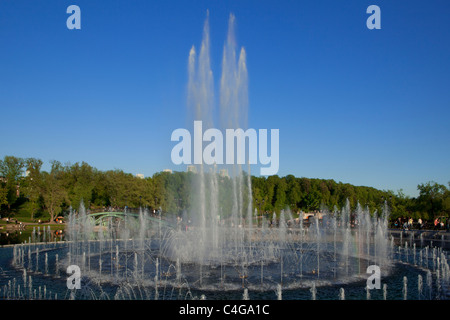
[[392, 216, 449, 231]]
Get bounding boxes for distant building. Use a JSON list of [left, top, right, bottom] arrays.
[[136, 173, 145, 179], [163, 169, 173, 173], [187, 165, 197, 173]]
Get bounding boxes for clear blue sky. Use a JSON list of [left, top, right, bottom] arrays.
[[1, 0, 449, 197]]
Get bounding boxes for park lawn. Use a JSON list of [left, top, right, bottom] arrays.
[[10, 203, 52, 224], [2, 203, 67, 243], [6, 223, 66, 244]]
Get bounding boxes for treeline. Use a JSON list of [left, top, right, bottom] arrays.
[[252, 176, 450, 221], [0, 155, 449, 221]]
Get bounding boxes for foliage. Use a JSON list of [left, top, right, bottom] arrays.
[[0, 155, 448, 222], [0, 156, 25, 209], [41, 161, 68, 222]]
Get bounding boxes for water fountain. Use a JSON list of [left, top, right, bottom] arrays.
[[0, 12, 449, 301], [339, 287, 345, 300]]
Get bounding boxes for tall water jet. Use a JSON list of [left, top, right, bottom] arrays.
[[138, 207, 148, 250], [403, 276, 408, 300], [339, 288, 345, 300], [174, 11, 251, 268], [55, 254, 59, 278], [310, 282, 317, 300], [313, 215, 321, 278], [276, 284, 282, 300], [426, 270, 432, 300], [44, 253, 48, 275], [35, 248, 39, 273], [186, 11, 217, 264], [418, 274, 423, 300], [22, 269, 27, 290], [134, 252, 139, 280], [243, 288, 249, 300]]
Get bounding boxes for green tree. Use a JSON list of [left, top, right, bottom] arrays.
[[0, 155, 25, 210], [104, 170, 132, 208], [417, 181, 448, 220], [65, 162, 96, 210], [443, 183, 450, 217], [274, 177, 287, 212], [42, 161, 68, 222], [0, 184, 7, 207], [91, 170, 109, 208], [286, 175, 302, 211], [22, 158, 44, 219]]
